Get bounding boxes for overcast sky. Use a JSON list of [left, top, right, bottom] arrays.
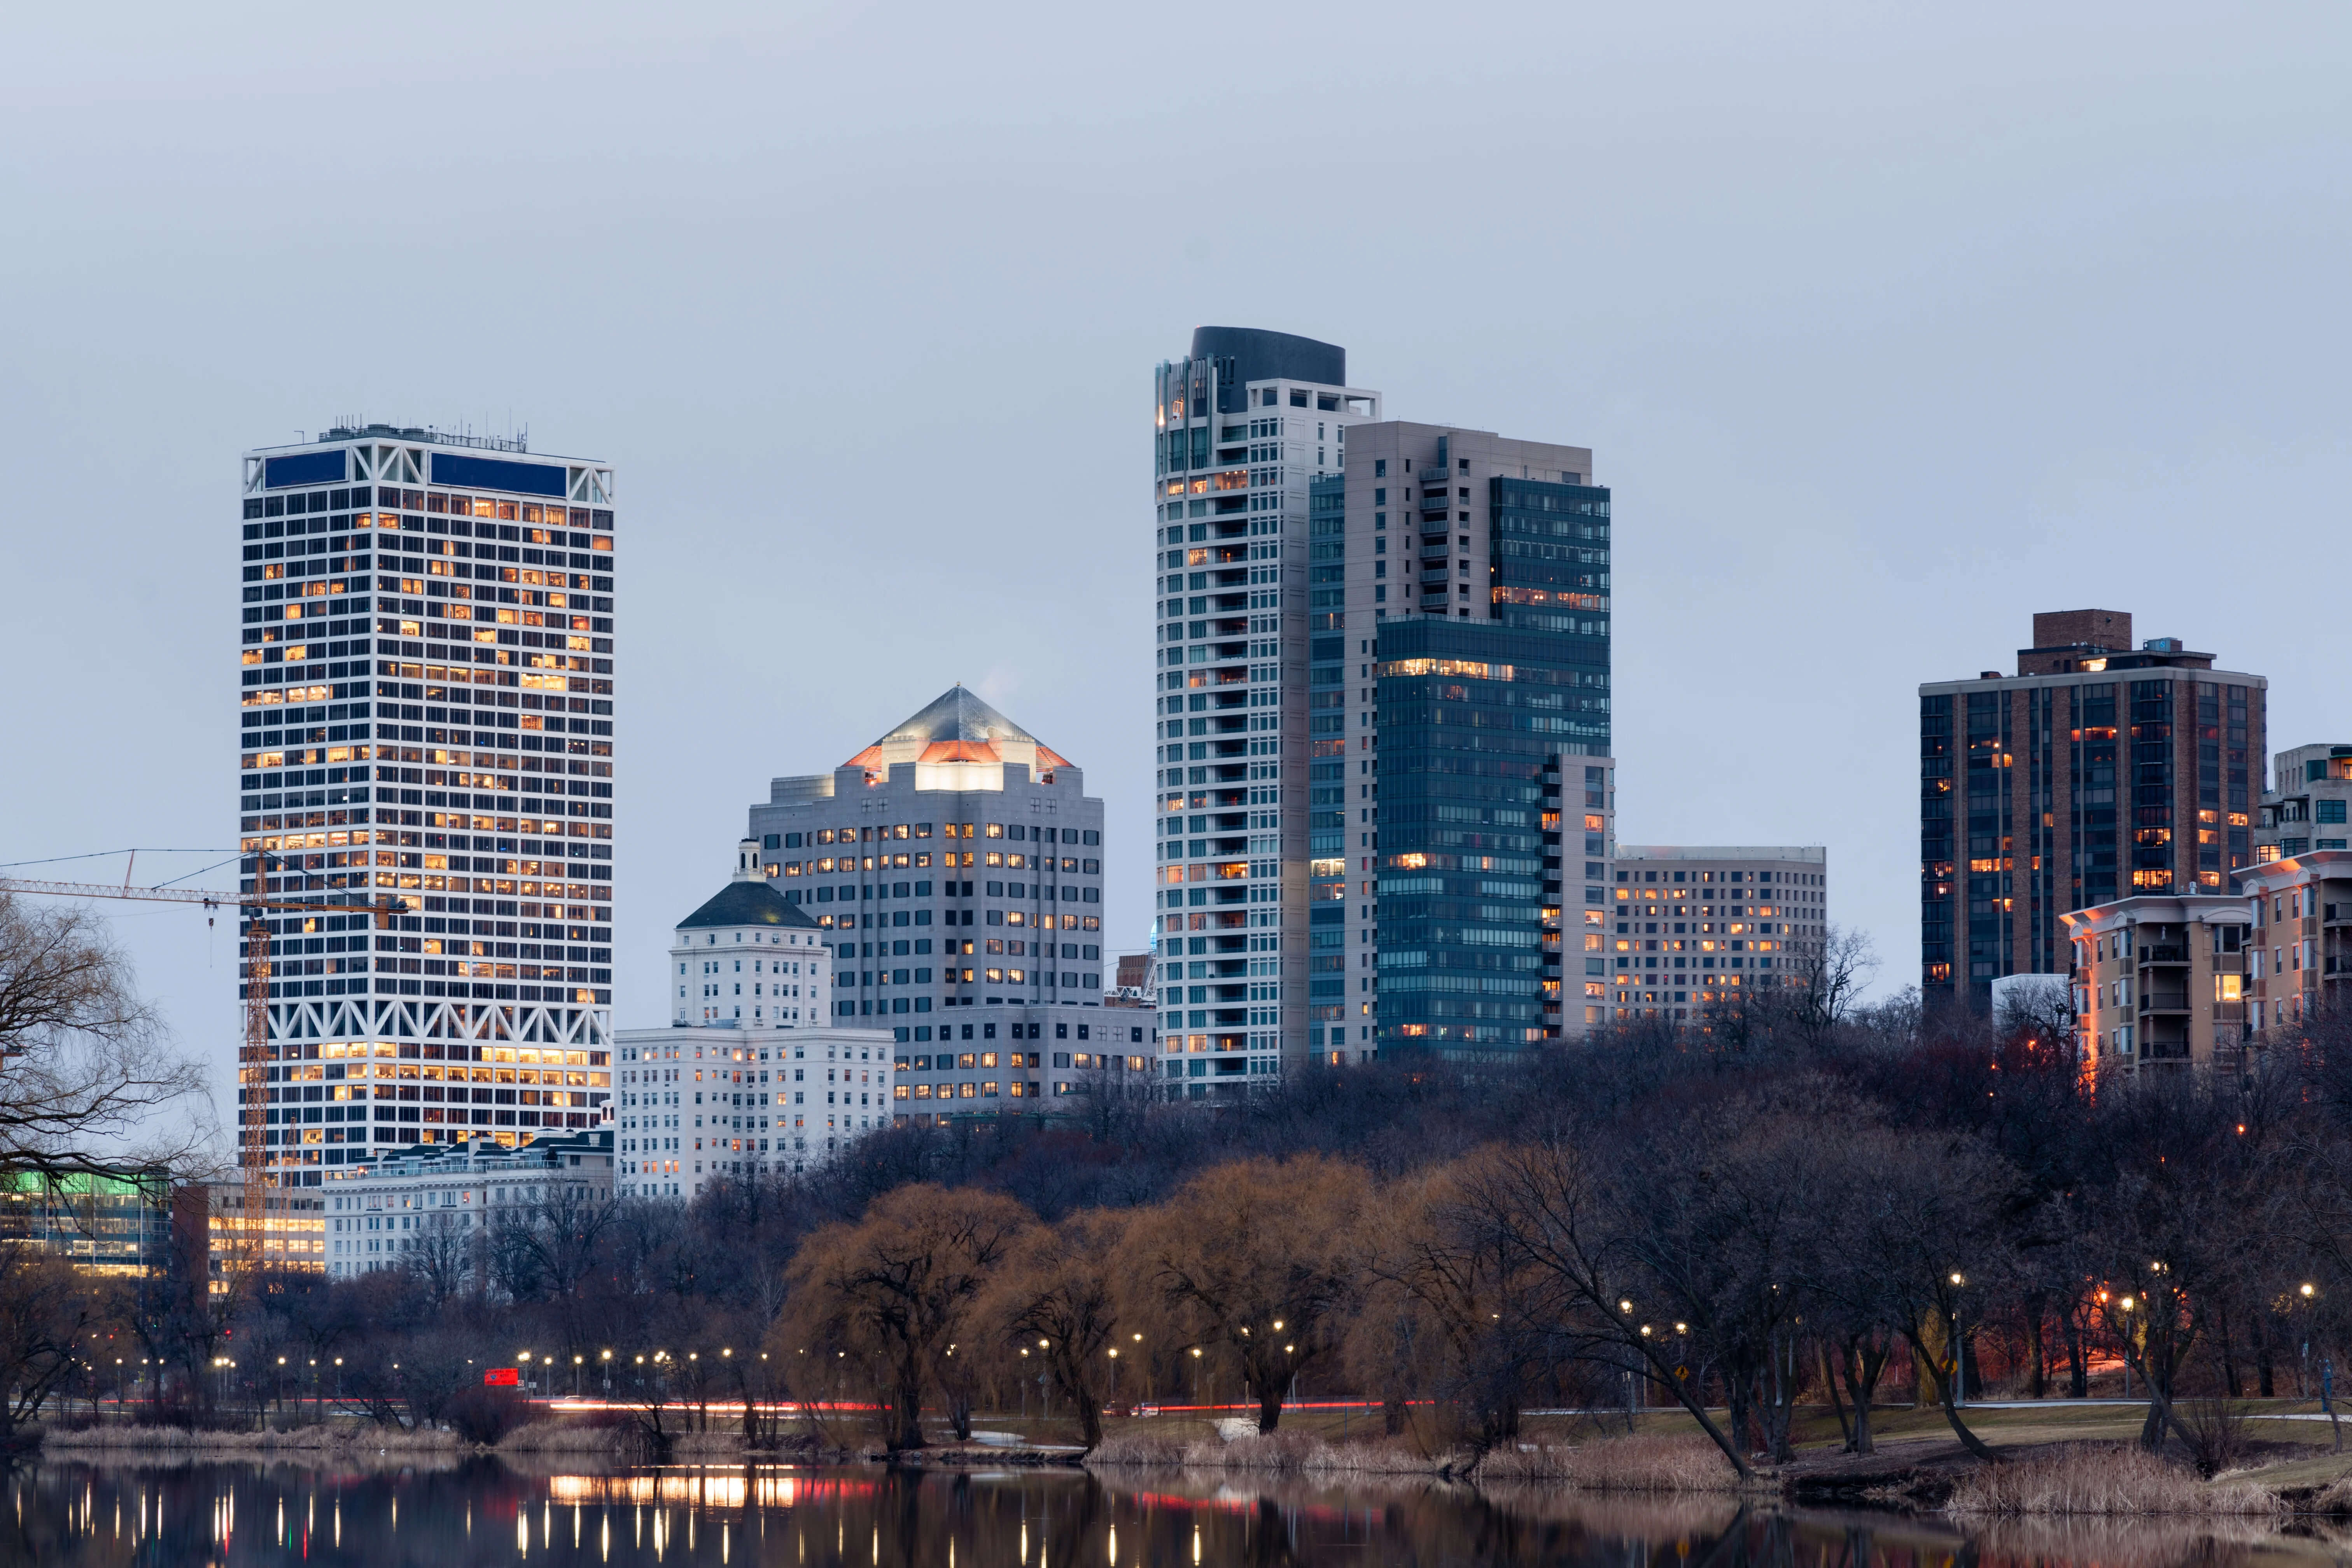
[[2, 1, 2346, 1141]]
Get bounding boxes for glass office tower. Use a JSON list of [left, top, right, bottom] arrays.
[[1367, 450, 1612, 1055]]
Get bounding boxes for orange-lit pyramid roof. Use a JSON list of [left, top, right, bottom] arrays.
[[844, 685, 1073, 775]]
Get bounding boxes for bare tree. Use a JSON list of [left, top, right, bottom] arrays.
[[0, 1243, 100, 1446], [1825, 1124, 2022, 1463], [1790, 924, 1878, 1046], [1368, 1158, 1565, 1461], [0, 892, 211, 1175], [404, 1211, 477, 1311], [1471, 1132, 1760, 1479]]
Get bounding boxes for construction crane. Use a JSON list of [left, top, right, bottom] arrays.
[[0, 865, 396, 1272]]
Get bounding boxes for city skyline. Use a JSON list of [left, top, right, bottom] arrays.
[[5, 3, 2348, 1133]]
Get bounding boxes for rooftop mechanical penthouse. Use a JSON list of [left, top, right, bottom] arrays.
[[237, 424, 620, 1183]]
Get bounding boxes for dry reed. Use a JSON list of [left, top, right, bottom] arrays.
[[496, 1420, 628, 1456], [42, 1423, 462, 1456], [1087, 1427, 1429, 1474], [1474, 1434, 1742, 1491], [1945, 1444, 2283, 1517], [1087, 1426, 1738, 1490]]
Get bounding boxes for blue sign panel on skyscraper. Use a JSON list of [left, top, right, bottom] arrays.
[[262, 450, 347, 489], [428, 452, 567, 497]]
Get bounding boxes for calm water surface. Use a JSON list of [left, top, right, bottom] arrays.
[[9, 1458, 2352, 1568]]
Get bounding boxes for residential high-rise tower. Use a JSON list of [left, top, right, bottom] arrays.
[[1151, 331, 1614, 1078], [1918, 609, 2266, 1011], [1151, 331, 1379, 1084]]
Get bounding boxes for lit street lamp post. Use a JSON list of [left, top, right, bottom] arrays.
[[1947, 1272, 1968, 1408]]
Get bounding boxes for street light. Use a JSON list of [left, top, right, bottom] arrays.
[[1949, 1272, 1967, 1406], [2118, 1295, 2137, 1397]]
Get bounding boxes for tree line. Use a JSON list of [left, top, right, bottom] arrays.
[[14, 889, 2352, 1475]]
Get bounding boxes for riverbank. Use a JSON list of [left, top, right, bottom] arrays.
[[33, 1418, 841, 1467], [1082, 1401, 2352, 1518], [40, 1397, 2352, 1522]]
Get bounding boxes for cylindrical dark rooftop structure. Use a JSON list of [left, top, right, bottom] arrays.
[[1187, 326, 1345, 389]]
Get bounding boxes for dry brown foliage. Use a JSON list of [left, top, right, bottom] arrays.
[[1944, 1443, 2283, 1517]]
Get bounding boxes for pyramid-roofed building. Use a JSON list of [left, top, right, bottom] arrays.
[[766, 686, 1080, 805], [744, 688, 1117, 1057], [844, 685, 1073, 775]]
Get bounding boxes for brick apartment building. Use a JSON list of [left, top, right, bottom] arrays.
[[1921, 610, 2267, 1011]]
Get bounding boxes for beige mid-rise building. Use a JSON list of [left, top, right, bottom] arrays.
[[2061, 894, 2250, 1078], [1607, 847, 1827, 1022], [2234, 850, 2352, 1034]]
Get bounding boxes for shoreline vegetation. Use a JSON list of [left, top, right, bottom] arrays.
[[38, 1409, 2352, 1523]]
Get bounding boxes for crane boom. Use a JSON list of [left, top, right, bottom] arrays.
[[0, 873, 394, 1274]]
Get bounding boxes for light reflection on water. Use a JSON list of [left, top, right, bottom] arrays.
[[6, 1460, 2352, 1568]]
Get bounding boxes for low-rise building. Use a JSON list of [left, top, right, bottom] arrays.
[[2234, 849, 2352, 1033], [1607, 846, 1829, 1023], [615, 1024, 892, 1196], [202, 1181, 326, 1289], [0, 1168, 171, 1277], [320, 1128, 614, 1278], [2257, 745, 2352, 863], [2061, 894, 2250, 1078]]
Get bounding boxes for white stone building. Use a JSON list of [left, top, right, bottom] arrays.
[[321, 1127, 614, 1277], [614, 844, 890, 1198]]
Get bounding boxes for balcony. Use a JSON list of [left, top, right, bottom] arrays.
[[2139, 991, 2191, 1014], [2139, 946, 2190, 965]]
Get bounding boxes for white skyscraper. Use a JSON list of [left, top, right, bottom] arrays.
[[1150, 330, 1380, 1091], [237, 424, 618, 1184]]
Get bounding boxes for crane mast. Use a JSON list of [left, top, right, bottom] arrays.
[[0, 873, 391, 1273]]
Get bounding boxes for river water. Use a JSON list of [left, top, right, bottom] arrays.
[[8, 1458, 2351, 1568]]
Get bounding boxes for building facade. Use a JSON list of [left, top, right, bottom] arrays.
[[1356, 422, 1612, 1057], [617, 846, 880, 1195], [670, 841, 831, 1028], [1920, 609, 2266, 1011], [748, 687, 1108, 1027], [320, 1128, 614, 1277], [201, 1182, 326, 1289], [1607, 846, 1829, 1022], [2061, 894, 2250, 1078], [238, 424, 618, 1183], [893, 1013, 1158, 1113], [1152, 329, 1381, 1080], [0, 1169, 172, 1278], [2234, 850, 2352, 1034], [614, 1026, 894, 1196], [2257, 745, 2352, 862], [1151, 329, 1615, 1074]]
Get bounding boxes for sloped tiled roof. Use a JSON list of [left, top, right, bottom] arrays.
[[676, 878, 819, 931], [844, 684, 1072, 774]]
